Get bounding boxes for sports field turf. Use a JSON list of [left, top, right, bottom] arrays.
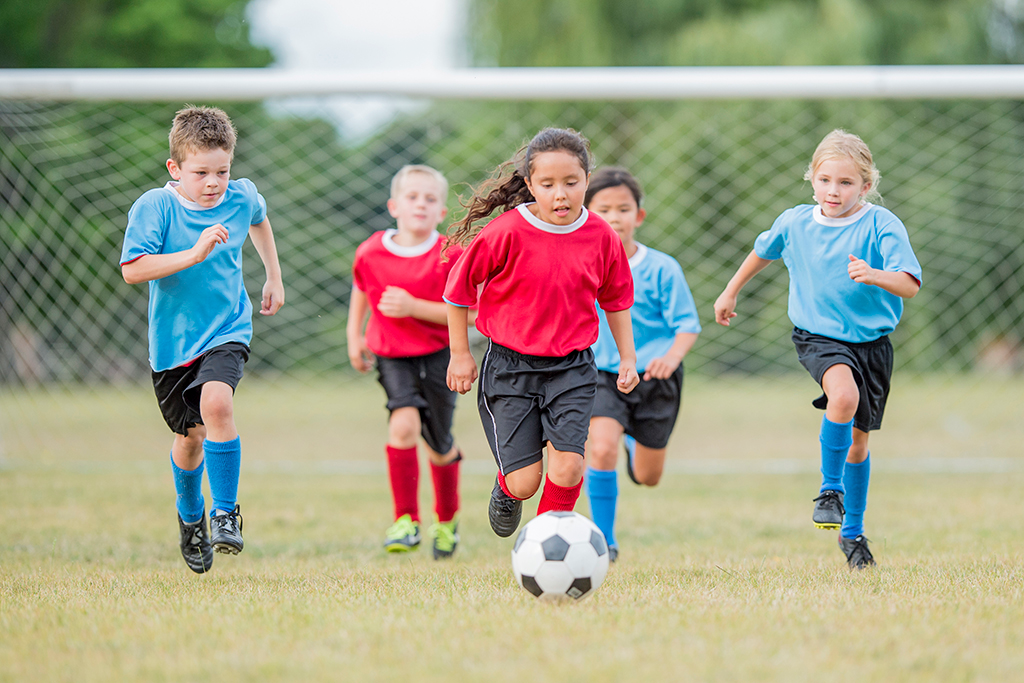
[[2, 375, 1022, 682]]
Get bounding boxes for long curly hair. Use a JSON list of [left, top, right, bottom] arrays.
[[444, 127, 593, 257]]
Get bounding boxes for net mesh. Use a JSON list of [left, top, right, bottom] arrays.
[[2, 91, 1023, 451]]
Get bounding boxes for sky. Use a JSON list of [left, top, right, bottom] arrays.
[[247, 0, 468, 137]]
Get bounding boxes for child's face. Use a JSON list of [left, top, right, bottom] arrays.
[[587, 185, 646, 248], [387, 173, 448, 237], [523, 151, 589, 226], [166, 147, 232, 208], [811, 157, 870, 219]]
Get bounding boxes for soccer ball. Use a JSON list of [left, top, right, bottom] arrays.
[[511, 511, 610, 602]]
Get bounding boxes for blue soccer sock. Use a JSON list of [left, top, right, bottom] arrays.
[[586, 467, 618, 548], [204, 436, 241, 515], [819, 416, 853, 494], [841, 455, 871, 539], [171, 454, 205, 524]]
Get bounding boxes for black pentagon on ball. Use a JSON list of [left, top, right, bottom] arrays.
[[521, 574, 544, 597], [546, 511, 574, 518], [590, 530, 608, 556], [541, 534, 570, 561], [512, 529, 526, 552], [566, 577, 592, 599]]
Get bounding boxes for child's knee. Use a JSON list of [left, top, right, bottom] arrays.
[[586, 437, 619, 470], [388, 407, 420, 446]]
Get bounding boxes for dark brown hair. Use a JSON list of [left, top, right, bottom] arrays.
[[585, 166, 643, 208], [444, 127, 593, 255]]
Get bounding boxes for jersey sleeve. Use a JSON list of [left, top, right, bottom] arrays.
[[120, 193, 167, 266], [877, 214, 923, 286], [596, 235, 634, 312], [660, 258, 702, 335], [753, 210, 790, 260], [235, 178, 268, 225], [351, 238, 372, 293], [443, 230, 502, 307]]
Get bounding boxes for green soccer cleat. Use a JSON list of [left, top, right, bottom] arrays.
[[384, 514, 421, 552], [429, 517, 460, 560]]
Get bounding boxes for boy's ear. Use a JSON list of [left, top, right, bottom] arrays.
[[386, 197, 399, 218], [166, 158, 180, 179], [635, 207, 647, 226]]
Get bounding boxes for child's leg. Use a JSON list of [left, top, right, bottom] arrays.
[[632, 444, 667, 487], [537, 445, 585, 514], [841, 430, 871, 538], [819, 364, 859, 493], [387, 407, 422, 522], [585, 417, 623, 547], [199, 381, 241, 515], [171, 427, 207, 523]]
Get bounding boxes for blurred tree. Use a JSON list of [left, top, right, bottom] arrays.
[[0, 0, 272, 68]]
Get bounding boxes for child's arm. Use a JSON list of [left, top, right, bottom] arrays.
[[847, 255, 921, 298], [121, 224, 228, 284], [376, 286, 449, 325], [346, 288, 374, 373], [446, 303, 478, 394], [644, 332, 699, 381], [714, 250, 773, 326], [604, 309, 639, 394], [248, 218, 285, 316]]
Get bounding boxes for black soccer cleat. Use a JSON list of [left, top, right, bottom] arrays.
[[608, 545, 619, 563], [210, 504, 244, 555], [839, 534, 876, 569], [488, 477, 523, 538], [812, 490, 845, 530], [178, 509, 213, 574]]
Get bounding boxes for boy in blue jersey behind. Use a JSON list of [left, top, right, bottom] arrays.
[[583, 167, 701, 563], [715, 129, 921, 569], [120, 106, 285, 574]]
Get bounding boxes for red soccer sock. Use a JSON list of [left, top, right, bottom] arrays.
[[496, 470, 527, 500], [536, 474, 582, 514], [386, 445, 419, 522], [430, 452, 461, 523]]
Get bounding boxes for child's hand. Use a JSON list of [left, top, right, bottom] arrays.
[[191, 224, 229, 263], [261, 278, 285, 316], [348, 337, 375, 373], [377, 286, 415, 318], [617, 361, 640, 394], [848, 254, 878, 285], [644, 353, 682, 381], [713, 291, 738, 326], [447, 350, 478, 394]]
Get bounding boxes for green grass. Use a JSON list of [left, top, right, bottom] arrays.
[[2, 375, 1024, 682]]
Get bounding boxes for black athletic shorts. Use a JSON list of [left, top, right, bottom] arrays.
[[477, 341, 597, 475], [152, 342, 249, 436], [376, 348, 456, 455], [792, 327, 893, 432], [592, 365, 683, 449]]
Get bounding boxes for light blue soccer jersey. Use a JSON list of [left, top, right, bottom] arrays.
[[754, 203, 922, 343], [593, 243, 702, 374], [121, 179, 267, 371]]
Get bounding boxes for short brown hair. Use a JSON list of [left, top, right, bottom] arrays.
[[168, 105, 237, 164]]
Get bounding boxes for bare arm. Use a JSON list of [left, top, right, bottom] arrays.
[[644, 332, 699, 381], [346, 287, 374, 373], [605, 308, 639, 394], [847, 255, 920, 298], [446, 304, 477, 394], [248, 217, 285, 315], [121, 224, 228, 285], [376, 286, 449, 324], [714, 250, 774, 326]]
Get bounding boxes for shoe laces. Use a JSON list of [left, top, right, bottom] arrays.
[[212, 507, 243, 534], [812, 491, 845, 515], [386, 514, 418, 540], [430, 520, 458, 550]]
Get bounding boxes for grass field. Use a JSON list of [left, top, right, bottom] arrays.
[[2, 375, 1023, 682]]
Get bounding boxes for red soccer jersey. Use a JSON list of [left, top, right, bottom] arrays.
[[444, 205, 633, 357], [353, 230, 461, 358]]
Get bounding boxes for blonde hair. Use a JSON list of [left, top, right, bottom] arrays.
[[168, 105, 237, 165], [804, 129, 882, 203], [390, 165, 449, 203]]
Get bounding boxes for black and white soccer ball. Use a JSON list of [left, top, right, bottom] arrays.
[[511, 511, 610, 601]]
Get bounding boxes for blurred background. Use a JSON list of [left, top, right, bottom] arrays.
[[1, 0, 1022, 460]]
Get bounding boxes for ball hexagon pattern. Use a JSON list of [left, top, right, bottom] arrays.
[[511, 511, 610, 601]]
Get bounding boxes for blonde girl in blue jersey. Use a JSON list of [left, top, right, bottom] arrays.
[[714, 129, 921, 569]]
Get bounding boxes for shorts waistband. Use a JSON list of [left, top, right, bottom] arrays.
[[793, 328, 890, 348], [488, 341, 589, 364]]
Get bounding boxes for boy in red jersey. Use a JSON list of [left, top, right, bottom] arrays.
[[348, 165, 467, 559], [444, 128, 639, 539]]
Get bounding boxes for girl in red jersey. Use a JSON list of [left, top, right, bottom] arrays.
[[443, 128, 640, 538]]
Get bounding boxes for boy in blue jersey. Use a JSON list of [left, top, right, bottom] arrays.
[[715, 129, 921, 569], [120, 106, 285, 574], [583, 167, 701, 562]]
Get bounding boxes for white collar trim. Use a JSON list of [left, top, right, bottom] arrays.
[[381, 229, 440, 257], [813, 202, 873, 227], [163, 181, 226, 211], [628, 243, 649, 269], [517, 203, 589, 234]]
